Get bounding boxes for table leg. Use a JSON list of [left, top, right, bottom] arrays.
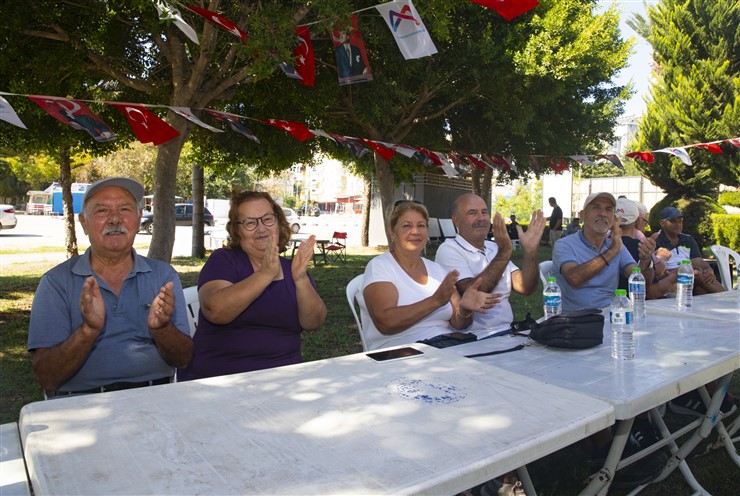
[[580, 417, 634, 496]]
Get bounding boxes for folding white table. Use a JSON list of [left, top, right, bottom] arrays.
[[449, 314, 740, 495], [645, 291, 739, 324], [19, 345, 613, 496]]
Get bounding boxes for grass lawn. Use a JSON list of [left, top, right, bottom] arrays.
[[1, 244, 737, 495]]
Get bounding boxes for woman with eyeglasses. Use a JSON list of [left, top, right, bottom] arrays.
[[359, 201, 497, 350], [177, 190, 326, 381]]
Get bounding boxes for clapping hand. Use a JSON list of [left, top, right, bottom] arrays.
[[433, 270, 460, 308], [519, 210, 545, 251], [79, 276, 105, 335], [148, 281, 175, 330], [491, 213, 511, 253], [260, 230, 282, 281], [292, 235, 316, 281], [460, 278, 501, 314]]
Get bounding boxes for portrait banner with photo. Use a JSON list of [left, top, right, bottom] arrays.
[[28, 95, 117, 142], [331, 15, 373, 86]]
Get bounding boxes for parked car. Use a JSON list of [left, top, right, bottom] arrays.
[[139, 204, 214, 235], [296, 205, 320, 217], [282, 208, 301, 234], [0, 204, 17, 231]]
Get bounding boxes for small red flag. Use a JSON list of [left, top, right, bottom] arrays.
[[359, 139, 396, 161], [294, 25, 315, 87], [28, 95, 116, 142], [108, 103, 179, 145], [462, 153, 488, 170], [626, 151, 655, 163], [469, 0, 539, 22], [257, 118, 314, 142], [186, 5, 248, 43], [694, 143, 723, 154]]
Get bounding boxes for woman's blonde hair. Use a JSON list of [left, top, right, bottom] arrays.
[[225, 190, 291, 251], [388, 201, 429, 231]]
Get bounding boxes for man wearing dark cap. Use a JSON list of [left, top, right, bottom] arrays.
[[652, 206, 724, 294], [552, 192, 655, 311], [28, 177, 193, 397]]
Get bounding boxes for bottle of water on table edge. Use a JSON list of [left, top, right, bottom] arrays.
[[628, 267, 646, 323], [543, 276, 562, 318], [610, 289, 634, 360], [676, 260, 694, 310]]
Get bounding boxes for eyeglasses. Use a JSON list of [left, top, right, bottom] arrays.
[[239, 213, 277, 231], [393, 199, 424, 208]]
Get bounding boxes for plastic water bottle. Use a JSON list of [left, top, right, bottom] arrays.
[[676, 260, 694, 310], [628, 267, 646, 323], [610, 289, 634, 360], [543, 276, 562, 318]]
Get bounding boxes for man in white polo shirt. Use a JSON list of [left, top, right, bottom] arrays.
[[435, 193, 545, 337]]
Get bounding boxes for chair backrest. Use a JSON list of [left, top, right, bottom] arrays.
[[427, 218, 442, 243], [182, 286, 200, 337], [345, 275, 369, 351], [710, 245, 740, 291], [332, 231, 347, 242], [438, 218, 457, 239], [539, 260, 554, 287]]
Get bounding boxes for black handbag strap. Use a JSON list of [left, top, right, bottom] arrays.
[[464, 344, 526, 358]]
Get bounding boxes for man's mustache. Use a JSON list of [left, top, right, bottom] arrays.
[[103, 225, 129, 235]]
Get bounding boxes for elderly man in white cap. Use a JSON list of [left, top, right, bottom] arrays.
[[28, 177, 193, 398], [552, 192, 656, 312]]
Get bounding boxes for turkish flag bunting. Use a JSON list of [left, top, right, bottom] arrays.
[[626, 151, 655, 163], [294, 25, 315, 87], [108, 103, 179, 145], [694, 143, 723, 154], [728, 138, 740, 147], [469, 0, 539, 22], [462, 153, 488, 170], [488, 154, 511, 170], [186, 5, 248, 43], [358, 139, 396, 161], [416, 147, 443, 166], [548, 158, 569, 173], [28, 95, 116, 142], [257, 118, 314, 141]]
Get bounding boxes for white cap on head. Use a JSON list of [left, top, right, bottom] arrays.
[[582, 192, 616, 210], [83, 177, 145, 206], [615, 197, 639, 225]]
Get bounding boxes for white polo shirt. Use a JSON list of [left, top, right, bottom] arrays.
[[435, 235, 518, 337]]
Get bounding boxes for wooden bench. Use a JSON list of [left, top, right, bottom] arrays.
[[1, 422, 31, 495]]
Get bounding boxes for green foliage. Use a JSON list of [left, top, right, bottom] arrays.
[[718, 190, 740, 207], [711, 214, 740, 251], [629, 0, 740, 194], [492, 180, 543, 221], [649, 195, 725, 250]]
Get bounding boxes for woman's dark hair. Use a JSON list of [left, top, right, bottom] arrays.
[[225, 190, 291, 251]]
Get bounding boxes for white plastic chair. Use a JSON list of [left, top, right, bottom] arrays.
[[427, 218, 442, 244], [710, 245, 740, 291], [438, 218, 457, 239], [345, 275, 369, 351], [539, 260, 554, 287], [182, 286, 200, 337]]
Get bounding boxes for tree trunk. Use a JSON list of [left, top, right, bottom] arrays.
[[59, 147, 79, 259], [374, 154, 396, 245], [147, 113, 192, 263], [361, 176, 371, 247], [481, 167, 493, 208], [191, 162, 205, 259], [471, 167, 482, 197]]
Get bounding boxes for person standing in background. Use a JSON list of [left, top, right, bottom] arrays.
[[546, 197, 563, 247]]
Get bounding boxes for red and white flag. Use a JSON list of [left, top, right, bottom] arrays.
[[654, 147, 692, 166], [170, 107, 224, 133], [154, 1, 199, 44], [0, 96, 27, 129], [469, 0, 539, 21], [294, 26, 315, 86], [626, 151, 655, 163], [186, 5, 248, 43], [359, 139, 396, 161], [108, 103, 179, 145], [28, 95, 116, 142], [569, 155, 594, 166], [375, 1, 437, 60], [257, 118, 313, 142], [693, 143, 723, 154], [462, 153, 488, 170], [596, 154, 625, 169]]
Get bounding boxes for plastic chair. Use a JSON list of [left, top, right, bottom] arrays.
[[438, 218, 457, 239], [182, 286, 200, 337], [539, 260, 554, 287], [345, 275, 369, 351], [325, 232, 347, 264], [427, 218, 442, 245], [710, 245, 740, 291]]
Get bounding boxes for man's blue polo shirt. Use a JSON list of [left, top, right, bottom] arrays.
[[552, 231, 636, 311]]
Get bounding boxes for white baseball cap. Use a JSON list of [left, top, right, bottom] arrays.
[[615, 197, 639, 225]]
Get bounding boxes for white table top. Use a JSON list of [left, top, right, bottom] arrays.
[[644, 290, 740, 323], [20, 345, 613, 496], [450, 315, 740, 420]]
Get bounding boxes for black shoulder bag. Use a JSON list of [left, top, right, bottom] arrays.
[[528, 308, 605, 349]]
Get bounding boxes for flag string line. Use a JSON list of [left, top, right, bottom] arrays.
[[1, 90, 738, 170]]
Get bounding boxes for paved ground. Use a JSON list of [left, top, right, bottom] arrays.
[[0, 213, 366, 268]]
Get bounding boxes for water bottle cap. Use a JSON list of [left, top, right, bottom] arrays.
[[681, 260, 691, 265], [547, 277, 556, 282], [615, 289, 627, 296], [632, 267, 641, 273]]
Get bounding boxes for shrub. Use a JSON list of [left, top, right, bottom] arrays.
[[710, 214, 740, 251], [718, 190, 740, 208], [649, 196, 724, 250]]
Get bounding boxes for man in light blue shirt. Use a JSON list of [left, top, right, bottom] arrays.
[[553, 192, 655, 311]]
